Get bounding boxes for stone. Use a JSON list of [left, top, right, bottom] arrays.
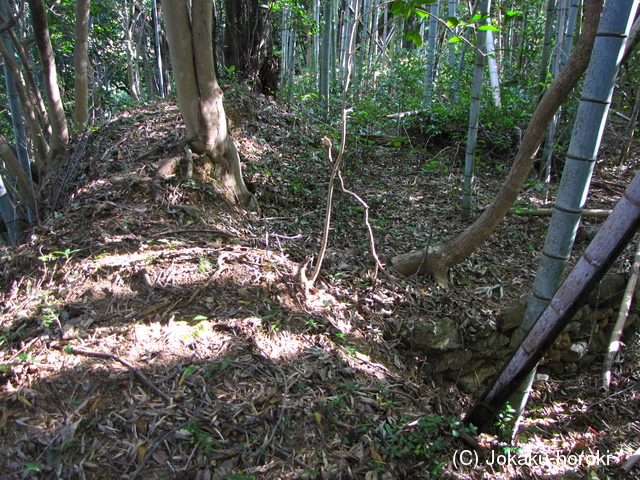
[[586, 274, 627, 308], [488, 332, 511, 351], [405, 317, 461, 351], [457, 364, 499, 393], [433, 349, 473, 373], [556, 331, 572, 349], [566, 321, 581, 332], [626, 313, 638, 328], [560, 341, 588, 362], [588, 329, 607, 354], [548, 361, 565, 375], [577, 354, 596, 369], [535, 373, 550, 382], [498, 300, 527, 332]]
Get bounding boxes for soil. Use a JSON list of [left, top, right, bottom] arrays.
[[1, 87, 639, 479]]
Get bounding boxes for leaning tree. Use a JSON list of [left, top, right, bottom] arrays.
[[390, 0, 604, 287], [160, 0, 257, 210]]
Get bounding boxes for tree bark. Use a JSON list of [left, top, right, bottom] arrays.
[[461, 0, 490, 220], [151, 0, 165, 98], [160, 0, 256, 210], [0, 19, 49, 163], [28, 0, 68, 161], [390, 0, 604, 287], [223, 0, 272, 88], [73, 0, 90, 131]]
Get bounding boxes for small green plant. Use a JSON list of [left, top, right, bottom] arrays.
[[494, 402, 517, 441], [183, 420, 217, 456], [38, 306, 59, 328], [197, 256, 213, 273], [38, 248, 79, 263], [378, 415, 476, 474], [305, 318, 321, 329], [182, 365, 197, 380]]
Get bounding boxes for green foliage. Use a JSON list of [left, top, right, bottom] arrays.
[[495, 402, 517, 439], [38, 248, 79, 263], [378, 415, 477, 476]]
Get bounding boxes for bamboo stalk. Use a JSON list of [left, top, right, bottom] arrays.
[[601, 236, 640, 390]]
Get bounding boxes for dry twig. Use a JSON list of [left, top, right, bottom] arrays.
[[602, 236, 640, 390], [63, 346, 172, 404]]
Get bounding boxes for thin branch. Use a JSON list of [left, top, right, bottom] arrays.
[[64, 346, 172, 404], [601, 235, 640, 390]]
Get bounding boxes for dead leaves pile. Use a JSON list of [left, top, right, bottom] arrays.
[[0, 89, 639, 479]]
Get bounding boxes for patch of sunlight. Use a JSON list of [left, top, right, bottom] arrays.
[[250, 326, 308, 360], [90, 247, 212, 268], [335, 347, 390, 380]]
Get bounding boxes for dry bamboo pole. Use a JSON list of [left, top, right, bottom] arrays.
[[601, 235, 640, 390]]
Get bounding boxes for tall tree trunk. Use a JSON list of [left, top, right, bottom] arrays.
[[141, 25, 158, 99], [223, 0, 272, 89], [422, 1, 439, 109], [74, 0, 90, 131], [124, 0, 141, 102], [485, 20, 502, 107], [507, 0, 638, 440], [536, 0, 556, 103], [0, 0, 36, 221], [28, 0, 68, 162], [539, 0, 581, 182], [461, 0, 490, 220], [160, 0, 256, 210], [447, 0, 458, 67], [152, 0, 165, 98], [320, 0, 332, 118], [0, 175, 17, 245], [0, 7, 49, 163], [450, 1, 480, 103], [390, 0, 604, 287]]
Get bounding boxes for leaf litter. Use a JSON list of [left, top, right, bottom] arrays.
[[0, 86, 639, 479]]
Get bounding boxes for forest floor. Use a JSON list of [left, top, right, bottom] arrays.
[[1, 87, 639, 480]]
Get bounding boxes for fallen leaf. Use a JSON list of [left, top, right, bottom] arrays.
[[370, 450, 382, 462], [136, 418, 148, 435], [137, 443, 147, 464], [152, 448, 169, 465]]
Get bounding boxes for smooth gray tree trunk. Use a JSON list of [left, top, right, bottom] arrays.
[[319, 0, 332, 118], [422, 1, 439, 108], [461, 0, 490, 220], [73, 0, 90, 130], [536, 0, 556, 103], [152, 0, 164, 98]]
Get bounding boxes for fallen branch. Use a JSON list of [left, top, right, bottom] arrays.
[[601, 236, 640, 390], [64, 346, 172, 404], [385, 109, 422, 119]]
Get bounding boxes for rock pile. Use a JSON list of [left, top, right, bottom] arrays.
[[403, 274, 638, 393]]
